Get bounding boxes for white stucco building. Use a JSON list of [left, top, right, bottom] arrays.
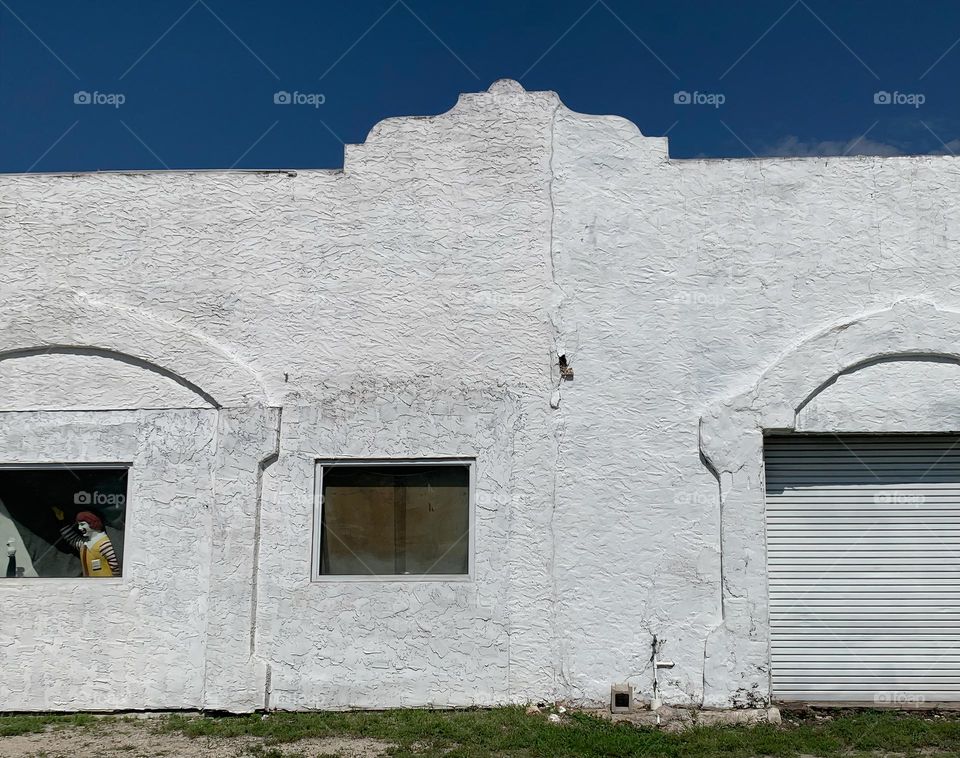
[[2, 79, 960, 711]]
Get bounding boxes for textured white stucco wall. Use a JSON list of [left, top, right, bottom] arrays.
[[797, 359, 960, 432], [0, 409, 216, 709], [1, 79, 959, 710], [0, 353, 208, 410], [258, 382, 518, 709], [546, 100, 960, 707]]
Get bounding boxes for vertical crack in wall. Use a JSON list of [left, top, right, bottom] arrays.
[[199, 407, 223, 708], [698, 420, 726, 706], [549, 413, 570, 695], [546, 101, 566, 408], [250, 408, 282, 657], [505, 394, 523, 702], [697, 428, 724, 623], [546, 102, 562, 310], [545, 100, 572, 697]]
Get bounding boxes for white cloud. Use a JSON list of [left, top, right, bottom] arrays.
[[930, 138, 960, 156], [761, 135, 907, 157]]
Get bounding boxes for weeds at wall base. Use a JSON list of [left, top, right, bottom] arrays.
[[5, 707, 960, 757]]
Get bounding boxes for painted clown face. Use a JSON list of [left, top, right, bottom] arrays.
[[74, 511, 104, 537]]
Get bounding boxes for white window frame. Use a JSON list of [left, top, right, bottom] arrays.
[[311, 458, 475, 583], [0, 462, 132, 583]]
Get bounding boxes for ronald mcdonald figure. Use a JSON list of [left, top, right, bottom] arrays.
[[53, 507, 120, 577]]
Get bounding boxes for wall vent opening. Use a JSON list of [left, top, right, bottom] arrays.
[[610, 683, 633, 713]]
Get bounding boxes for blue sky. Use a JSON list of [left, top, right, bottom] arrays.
[[2, 0, 959, 171]]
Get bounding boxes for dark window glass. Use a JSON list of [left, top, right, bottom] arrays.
[[0, 467, 128, 578], [319, 464, 469, 576]]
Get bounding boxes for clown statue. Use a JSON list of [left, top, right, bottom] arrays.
[[52, 507, 120, 577]]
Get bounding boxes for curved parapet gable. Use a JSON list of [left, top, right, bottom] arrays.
[[343, 79, 558, 173], [0, 291, 270, 409], [551, 92, 669, 167], [343, 79, 669, 173]]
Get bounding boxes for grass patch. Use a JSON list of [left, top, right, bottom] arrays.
[[0, 713, 100, 737], [156, 706, 960, 757]]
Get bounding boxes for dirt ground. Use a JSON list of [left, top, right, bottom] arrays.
[[0, 720, 395, 758]]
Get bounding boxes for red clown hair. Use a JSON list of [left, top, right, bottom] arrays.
[[75, 511, 104, 532]]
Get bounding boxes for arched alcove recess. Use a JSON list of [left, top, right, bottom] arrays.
[[697, 298, 960, 707], [0, 293, 279, 710], [0, 293, 269, 408]]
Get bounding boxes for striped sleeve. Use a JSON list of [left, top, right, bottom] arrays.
[[100, 541, 119, 574], [59, 524, 83, 549]]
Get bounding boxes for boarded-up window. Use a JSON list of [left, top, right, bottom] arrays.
[[317, 462, 470, 577]]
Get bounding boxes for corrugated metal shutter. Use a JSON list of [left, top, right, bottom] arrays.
[[765, 434, 960, 704]]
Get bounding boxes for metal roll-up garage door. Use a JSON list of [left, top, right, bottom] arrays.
[[765, 434, 960, 704]]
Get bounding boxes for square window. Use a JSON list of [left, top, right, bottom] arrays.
[[315, 460, 472, 578], [0, 466, 128, 578]]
